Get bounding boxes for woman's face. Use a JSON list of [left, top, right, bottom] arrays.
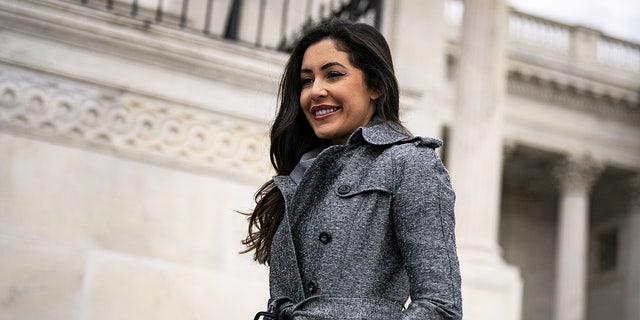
[[299, 39, 379, 145]]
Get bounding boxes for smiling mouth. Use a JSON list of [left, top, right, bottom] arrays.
[[311, 105, 341, 118]]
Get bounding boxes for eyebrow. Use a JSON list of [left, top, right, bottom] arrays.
[[300, 62, 347, 74]]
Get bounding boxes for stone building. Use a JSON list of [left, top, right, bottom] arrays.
[[0, 0, 638, 319]]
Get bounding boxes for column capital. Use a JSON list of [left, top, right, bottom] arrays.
[[554, 155, 603, 194]]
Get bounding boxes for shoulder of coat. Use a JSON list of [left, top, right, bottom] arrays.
[[398, 136, 442, 149], [383, 137, 438, 161]]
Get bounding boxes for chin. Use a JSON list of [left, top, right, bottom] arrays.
[[314, 133, 333, 141], [311, 127, 331, 139]]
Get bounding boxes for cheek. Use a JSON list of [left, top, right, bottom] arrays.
[[299, 91, 313, 120], [299, 90, 310, 108]]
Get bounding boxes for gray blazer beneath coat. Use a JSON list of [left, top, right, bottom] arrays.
[[268, 119, 462, 319]]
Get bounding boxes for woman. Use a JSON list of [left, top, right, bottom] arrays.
[[243, 19, 462, 320]]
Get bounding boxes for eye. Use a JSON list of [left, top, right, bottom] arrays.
[[327, 71, 344, 79], [301, 77, 314, 87]]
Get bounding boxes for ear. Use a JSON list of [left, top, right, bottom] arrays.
[[370, 90, 381, 101]]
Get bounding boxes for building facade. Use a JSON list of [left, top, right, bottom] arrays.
[[0, 0, 638, 319]]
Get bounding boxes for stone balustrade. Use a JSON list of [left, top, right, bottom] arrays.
[[445, 0, 640, 74], [598, 36, 640, 71], [509, 10, 570, 54]]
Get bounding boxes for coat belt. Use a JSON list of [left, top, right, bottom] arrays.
[[263, 295, 404, 320]]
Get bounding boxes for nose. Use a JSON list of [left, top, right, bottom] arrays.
[[310, 79, 327, 99]]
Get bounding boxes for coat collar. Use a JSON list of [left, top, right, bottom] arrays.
[[348, 117, 443, 148]]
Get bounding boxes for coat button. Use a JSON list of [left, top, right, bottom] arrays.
[[318, 232, 331, 244], [337, 185, 351, 194], [307, 281, 318, 294]]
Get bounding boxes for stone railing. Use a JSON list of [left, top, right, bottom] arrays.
[[445, 0, 640, 73], [508, 10, 570, 55], [598, 35, 640, 71]]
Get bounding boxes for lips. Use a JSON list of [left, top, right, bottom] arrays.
[[311, 105, 341, 119]]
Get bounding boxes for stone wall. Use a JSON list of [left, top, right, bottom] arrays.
[[0, 0, 281, 318], [0, 132, 269, 319]]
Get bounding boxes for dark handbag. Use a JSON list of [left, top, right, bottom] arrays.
[[256, 297, 295, 319], [253, 311, 277, 320]]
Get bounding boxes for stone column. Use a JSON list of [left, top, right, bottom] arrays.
[[626, 174, 640, 320], [390, 0, 446, 94], [389, 0, 447, 137], [553, 156, 603, 320], [447, 0, 522, 319]]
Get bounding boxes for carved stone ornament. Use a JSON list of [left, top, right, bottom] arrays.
[[507, 71, 640, 125], [553, 155, 604, 194], [0, 67, 270, 180]]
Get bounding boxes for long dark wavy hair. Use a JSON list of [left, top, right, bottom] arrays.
[[241, 19, 405, 264]]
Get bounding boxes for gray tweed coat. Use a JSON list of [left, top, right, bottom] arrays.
[[267, 119, 462, 320]]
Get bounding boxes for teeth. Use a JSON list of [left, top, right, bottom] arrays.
[[314, 108, 338, 116]]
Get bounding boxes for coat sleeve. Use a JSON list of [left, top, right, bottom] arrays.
[[391, 145, 462, 320]]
